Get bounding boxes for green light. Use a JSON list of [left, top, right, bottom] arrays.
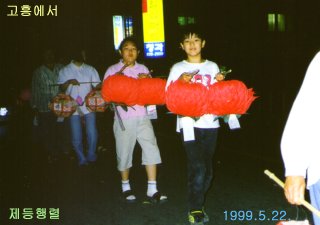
[[277, 14, 285, 32], [268, 13, 276, 31], [178, 16, 186, 26]]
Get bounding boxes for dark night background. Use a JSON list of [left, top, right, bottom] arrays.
[[2, 0, 320, 150], [1, 0, 320, 224]]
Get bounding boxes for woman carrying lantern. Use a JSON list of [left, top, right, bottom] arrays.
[[103, 37, 167, 203]]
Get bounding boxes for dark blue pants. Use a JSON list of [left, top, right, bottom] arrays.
[[181, 127, 218, 211]]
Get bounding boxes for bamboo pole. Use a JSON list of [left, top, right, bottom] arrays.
[[264, 169, 320, 218]]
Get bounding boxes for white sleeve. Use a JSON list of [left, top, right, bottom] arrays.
[[281, 51, 320, 177], [166, 64, 181, 90], [91, 67, 101, 87]]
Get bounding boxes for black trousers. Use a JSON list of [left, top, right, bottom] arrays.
[[181, 127, 218, 211]]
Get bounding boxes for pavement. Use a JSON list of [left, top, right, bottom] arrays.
[[0, 106, 314, 225]]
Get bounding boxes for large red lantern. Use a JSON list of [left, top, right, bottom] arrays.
[[102, 74, 139, 106], [166, 80, 208, 117], [136, 78, 166, 105], [207, 80, 257, 116]]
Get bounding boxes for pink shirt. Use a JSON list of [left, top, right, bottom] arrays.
[[104, 60, 149, 120]]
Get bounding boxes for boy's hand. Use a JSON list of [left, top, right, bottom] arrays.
[[215, 73, 225, 81], [179, 70, 199, 83], [138, 73, 151, 79]]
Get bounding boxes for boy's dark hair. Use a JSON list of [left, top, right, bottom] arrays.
[[180, 25, 206, 43], [119, 36, 141, 51], [70, 50, 85, 62], [68, 41, 86, 62]]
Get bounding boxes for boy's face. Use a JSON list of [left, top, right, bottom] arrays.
[[119, 41, 139, 65], [180, 33, 205, 57]]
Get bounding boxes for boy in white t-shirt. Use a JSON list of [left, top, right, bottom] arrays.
[[166, 26, 224, 225]]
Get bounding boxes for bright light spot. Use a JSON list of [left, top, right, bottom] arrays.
[[0, 107, 8, 116]]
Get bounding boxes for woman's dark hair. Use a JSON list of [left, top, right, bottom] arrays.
[[119, 36, 141, 51]]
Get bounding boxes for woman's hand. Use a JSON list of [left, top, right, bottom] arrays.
[[284, 176, 306, 205], [215, 73, 225, 82]]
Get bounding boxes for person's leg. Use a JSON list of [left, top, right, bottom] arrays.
[[309, 179, 320, 225], [114, 118, 137, 200], [182, 128, 206, 212], [120, 168, 134, 200], [145, 164, 157, 181], [85, 112, 98, 162], [120, 169, 130, 181], [197, 128, 218, 223], [201, 128, 218, 194], [70, 115, 87, 165], [137, 117, 164, 199]]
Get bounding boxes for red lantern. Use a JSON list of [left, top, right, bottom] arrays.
[[85, 90, 108, 112], [207, 80, 257, 116], [136, 78, 166, 105], [102, 74, 138, 106], [49, 93, 77, 117], [166, 80, 208, 117]]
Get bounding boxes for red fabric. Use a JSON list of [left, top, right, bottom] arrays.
[[136, 78, 166, 105], [166, 80, 208, 117], [102, 74, 138, 106], [142, 0, 148, 13], [207, 80, 257, 116], [102, 75, 166, 106], [102, 75, 257, 116]]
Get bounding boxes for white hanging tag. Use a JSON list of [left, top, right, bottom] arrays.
[[181, 117, 195, 141], [228, 114, 241, 130], [146, 105, 157, 119]]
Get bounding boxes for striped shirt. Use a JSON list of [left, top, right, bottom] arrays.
[[31, 64, 63, 112]]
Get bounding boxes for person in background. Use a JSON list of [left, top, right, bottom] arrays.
[[103, 37, 167, 203], [31, 49, 65, 162], [281, 51, 320, 225], [58, 47, 101, 166], [166, 26, 225, 225]]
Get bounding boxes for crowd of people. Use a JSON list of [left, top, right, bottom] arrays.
[[25, 26, 320, 225]]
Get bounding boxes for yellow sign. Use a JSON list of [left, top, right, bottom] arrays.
[[142, 0, 165, 43], [142, 0, 165, 57]]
